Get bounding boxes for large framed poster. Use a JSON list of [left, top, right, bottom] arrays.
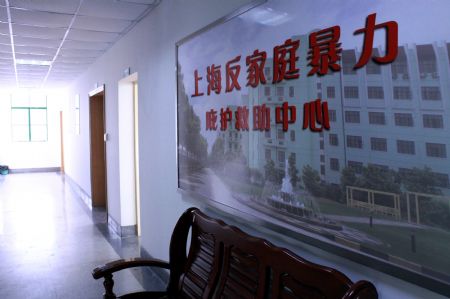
[[176, 0, 450, 295]]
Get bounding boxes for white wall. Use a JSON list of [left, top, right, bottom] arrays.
[[63, 1, 447, 298], [0, 89, 64, 170]]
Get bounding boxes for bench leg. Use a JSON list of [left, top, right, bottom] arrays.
[[103, 274, 117, 299]]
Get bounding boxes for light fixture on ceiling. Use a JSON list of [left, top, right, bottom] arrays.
[[16, 59, 52, 66]]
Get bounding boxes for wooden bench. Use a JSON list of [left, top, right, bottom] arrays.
[[92, 207, 378, 298]]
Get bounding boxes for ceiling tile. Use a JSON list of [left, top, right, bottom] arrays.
[[67, 29, 119, 43], [14, 36, 61, 47], [0, 7, 7, 22], [55, 56, 95, 64], [0, 66, 13, 73], [15, 45, 57, 56], [0, 74, 15, 79], [0, 78, 16, 83], [11, 8, 72, 28], [9, 0, 79, 14], [15, 53, 53, 61], [0, 80, 17, 87], [12, 23, 66, 39], [79, 0, 149, 20], [117, 0, 158, 4], [16, 64, 48, 72], [0, 66, 14, 73], [0, 23, 9, 34], [47, 76, 72, 81], [72, 15, 131, 32], [52, 63, 88, 71], [0, 62, 13, 68], [17, 72, 44, 78], [48, 75, 80, 81], [62, 39, 110, 51], [0, 34, 10, 44], [18, 73, 44, 78], [0, 43, 11, 53], [58, 48, 104, 57], [0, 0, 162, 88], [19, 82, 42, 88], [0, 53, 13, 63], [0, 55, 12, 60], [49, 70, 80, 75]]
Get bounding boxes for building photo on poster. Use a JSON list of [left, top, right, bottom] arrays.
[[176, 0, 450, 290]]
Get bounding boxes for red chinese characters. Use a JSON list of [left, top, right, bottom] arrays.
[[220, 107, 233, 131], [235, 106, 249, 131], [273, 39, 300, 83], [191, 69, 204, 97], [308, 26, 342, 76], [207, 64, 221, 95], [191, 14, 399, 96], [192, 39, 303, 96], [206, 100, 331, 133], [226, 56, 242, 92], [206, 109, 218, 130], [275, 102, 297, 131], [253, 104, 270, 131], [302, 99, 330, 132], [246, 50, 267, 88], [194, 14, 399, 138], [354, 13, 398, 69]]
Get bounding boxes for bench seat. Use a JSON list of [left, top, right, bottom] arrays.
[[93, 208, 377, 299]]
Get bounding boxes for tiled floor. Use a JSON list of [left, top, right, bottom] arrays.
[[0, 172, 164, 299]]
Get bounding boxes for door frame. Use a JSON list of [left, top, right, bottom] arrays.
[[60, 111, 64, 173], [88, 85, 107, 212], [118, 73, 141, 236]]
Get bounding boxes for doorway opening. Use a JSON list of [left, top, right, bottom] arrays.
[[89, 86, 107, 209], [118, 73, 141, 236]]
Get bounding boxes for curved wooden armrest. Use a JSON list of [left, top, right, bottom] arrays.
[[92, 257, 170, 279], [342, 280, 378, 299]]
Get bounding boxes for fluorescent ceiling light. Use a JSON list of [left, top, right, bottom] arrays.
[[16, 59, 52, 66]]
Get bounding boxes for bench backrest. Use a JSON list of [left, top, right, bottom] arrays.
[[167, 208, 377, 299]]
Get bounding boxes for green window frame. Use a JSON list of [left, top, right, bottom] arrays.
[[11, 97, 48, 142]]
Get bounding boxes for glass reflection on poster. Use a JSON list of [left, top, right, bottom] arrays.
[[177, 0, 450, 289]]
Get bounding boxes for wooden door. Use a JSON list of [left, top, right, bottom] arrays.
[[89, 90, 107, 207]]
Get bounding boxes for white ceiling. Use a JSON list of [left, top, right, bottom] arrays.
[[0, 0, 161, 88]]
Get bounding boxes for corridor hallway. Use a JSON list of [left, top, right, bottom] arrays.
[[0, 172, 163, 299]]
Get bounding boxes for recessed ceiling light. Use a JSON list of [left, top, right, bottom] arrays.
[[16, 59, 52, 66]]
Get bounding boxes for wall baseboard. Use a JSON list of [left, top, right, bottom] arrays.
[[108, 215, 137, 237], [65, 173, 137, 238], [140, 246, 170, 285], [10, 167, 61, 174], [65, 174, 93, 210]]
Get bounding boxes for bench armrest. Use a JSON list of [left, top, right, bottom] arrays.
[[92, 257, 170, 279]]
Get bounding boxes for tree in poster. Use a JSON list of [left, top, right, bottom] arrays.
[[178, 67, 208, 166], [358, 165, 400, 194], [340, 165, 400, 194], [302, 165, 322, 197], [400, 167, 442, 195], [340, 167, 358, 190], [209, 137, 225, 169], [264, 159, 284, 185], [400, 167, 449, 229]]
